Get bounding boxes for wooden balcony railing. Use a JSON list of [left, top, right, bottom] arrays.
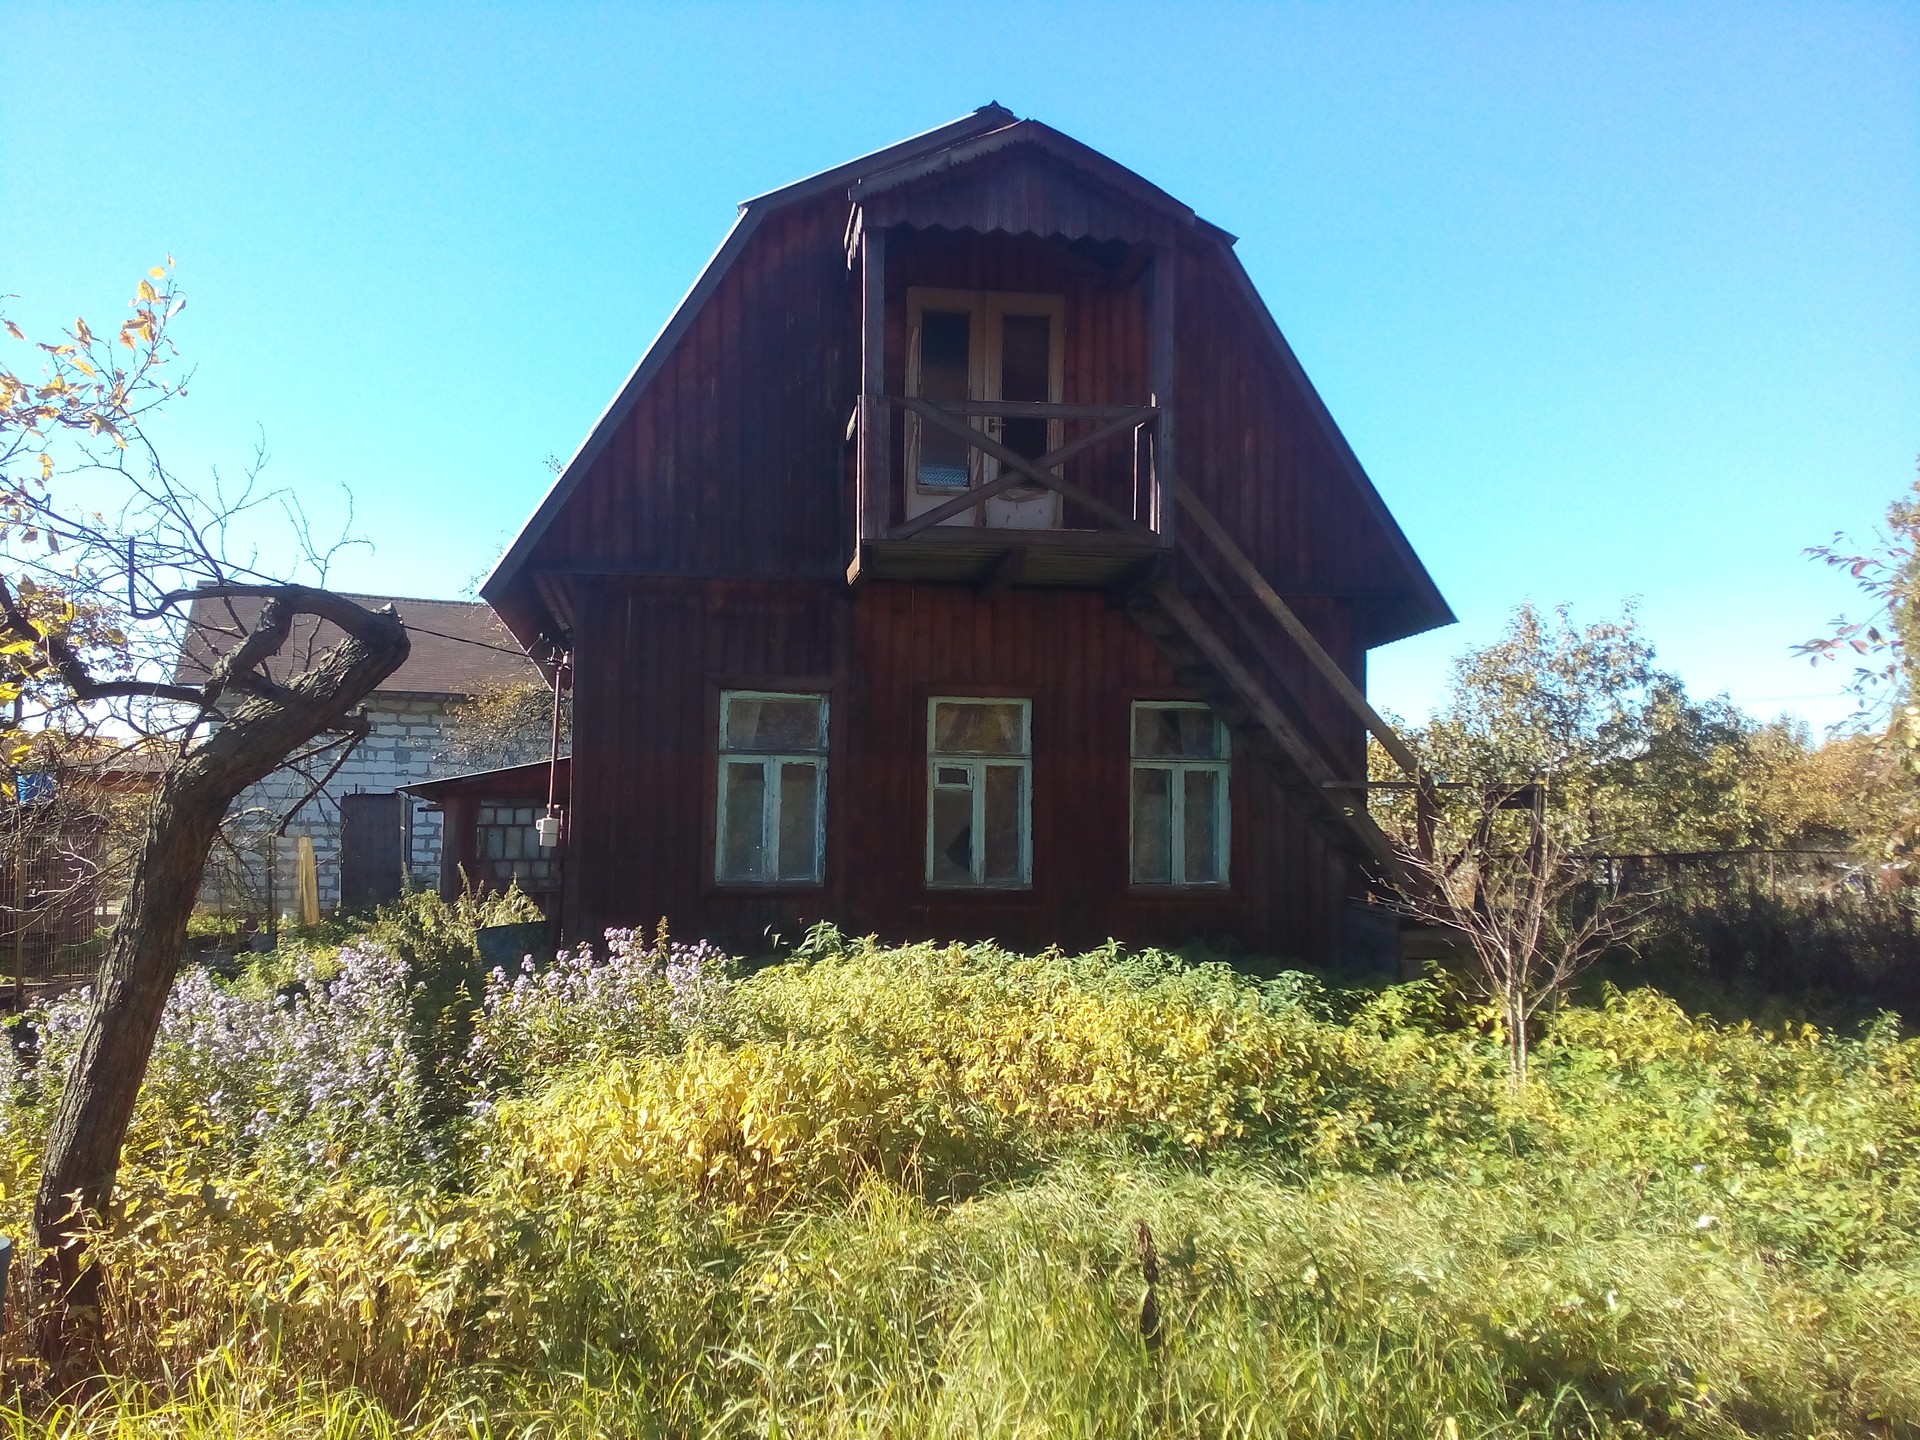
[[853, 395, 1170, 551]]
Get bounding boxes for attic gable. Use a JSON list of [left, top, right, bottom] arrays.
[[482, 109, 1452, 652], [850, 120, 1196, 247]]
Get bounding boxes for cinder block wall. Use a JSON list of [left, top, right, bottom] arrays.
[[203, 696, 461, 917]]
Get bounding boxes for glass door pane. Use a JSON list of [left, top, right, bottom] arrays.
[[915, 310, 973, 490], [997, 313, 1053, 468]]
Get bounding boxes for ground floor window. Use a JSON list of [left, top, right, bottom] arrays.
[[1131, 701, 1230, 886], [927, 697, 1031, 887], [716, 690, 828, 884]]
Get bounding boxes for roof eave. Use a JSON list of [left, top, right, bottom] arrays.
[[482, 105, 1020, 615], [1209, 236, 1455, 646]]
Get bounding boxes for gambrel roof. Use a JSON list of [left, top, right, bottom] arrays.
[[484, 106, 1451, 647]]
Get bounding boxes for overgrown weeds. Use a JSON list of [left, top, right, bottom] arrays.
[[1, 924, 1916, 1436]]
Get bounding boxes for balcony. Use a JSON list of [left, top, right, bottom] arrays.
[[847, 395, 1173, 590]]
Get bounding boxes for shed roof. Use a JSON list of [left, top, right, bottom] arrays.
[[175, 591, 539, 699], [400, 756, 568, 801]]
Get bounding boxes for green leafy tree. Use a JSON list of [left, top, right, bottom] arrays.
[[1398, 601, 1847, 855], [1797, 462, 1920, 875], [439, 677, 567, 774], [1382, 602, 1849, 1083]]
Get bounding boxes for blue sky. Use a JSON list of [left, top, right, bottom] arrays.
[[4, 2, 1915, 731]]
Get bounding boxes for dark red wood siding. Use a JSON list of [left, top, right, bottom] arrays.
[[494, 138, 1446, 962], [562, 575, 1351, 962]]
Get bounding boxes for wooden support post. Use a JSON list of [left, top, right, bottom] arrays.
[[1149, 246, 1177, 550], [857, 221, 888, 548]]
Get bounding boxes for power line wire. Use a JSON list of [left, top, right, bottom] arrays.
[[398, 622, 536, 660]]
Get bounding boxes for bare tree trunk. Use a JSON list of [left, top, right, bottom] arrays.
[[1507, 987, 1530, 1091], [31, 603, 406, 1377]]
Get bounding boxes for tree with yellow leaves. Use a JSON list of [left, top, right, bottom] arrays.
[[1, 267, 410, 1377]]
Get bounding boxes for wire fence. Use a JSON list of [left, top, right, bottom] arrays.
[[0, 831, 112, 1009]]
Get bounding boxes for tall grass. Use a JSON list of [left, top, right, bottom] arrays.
[[2, 925, 1916, 1436]]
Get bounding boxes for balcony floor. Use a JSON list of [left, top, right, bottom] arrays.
[[850, 527, 1166, 589]]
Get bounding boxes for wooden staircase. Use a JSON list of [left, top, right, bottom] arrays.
[[1122, 488, 1430, 885]]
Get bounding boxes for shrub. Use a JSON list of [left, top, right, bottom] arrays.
[[25, 941, 427, 1184]]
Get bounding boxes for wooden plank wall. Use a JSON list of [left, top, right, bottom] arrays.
[[528, 203, 857, 579], [522, 181, 1420, 631], [1173, 242, 1409, 632], [566, 574, 1350, 963]]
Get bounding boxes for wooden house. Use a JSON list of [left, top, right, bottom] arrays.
[[482, 107, 1452, 962]]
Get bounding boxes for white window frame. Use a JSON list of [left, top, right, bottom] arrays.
[[715, 689, 828, 886], [1130, 701, 1231, 888], [925, 696, 1033, 889]]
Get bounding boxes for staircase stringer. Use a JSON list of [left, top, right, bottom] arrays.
[[1131, 580, 1404, 882]]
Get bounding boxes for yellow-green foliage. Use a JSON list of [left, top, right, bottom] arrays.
[[496, 938, 1504, 1219], [7, 935, 1920, 1437], [497, 1035, 1011, 1215]]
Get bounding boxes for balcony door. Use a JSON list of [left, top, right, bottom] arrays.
[[904, 289, 1065, 531]]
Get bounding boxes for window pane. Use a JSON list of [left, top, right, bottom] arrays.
[[777, 761, 820, 882], [999, 315, 1051, 403], [504, 827, 524, 860], [1134, 705, 1221, 759], [920, 311, 971, 399], [999, 313, 1052, 465], [937, 765, 970, 787], [1131, 767, 1172, 884], [983, 764, 1023, 882], [1183, 769, 1222, 884], [933, 701, 1025, 755], [931, 781, 974, 884], [725, 695, 823, 752], [917, 310, 972, 490], [720, 760, 767, 881], [484, 827, 505, 860]]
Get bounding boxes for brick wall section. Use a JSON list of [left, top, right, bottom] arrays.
[[203, 695, 466, 916]]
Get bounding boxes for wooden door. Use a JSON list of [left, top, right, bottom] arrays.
[[903, 289, 1064, 531], [339, 791, 409, 913]]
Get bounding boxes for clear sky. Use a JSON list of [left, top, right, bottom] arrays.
[[5, 2, 1915, 732]]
